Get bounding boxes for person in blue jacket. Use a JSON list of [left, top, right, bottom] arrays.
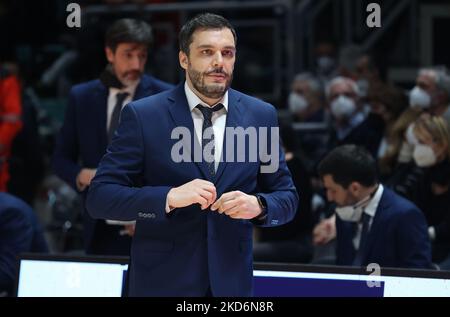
[[52, 18, 173, 256], [0, 192, 48, 296], [318, 144, 432, 269], [86, 13, 298, 296]]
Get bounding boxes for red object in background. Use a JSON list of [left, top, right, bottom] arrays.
[[0, 73, 23, 191]]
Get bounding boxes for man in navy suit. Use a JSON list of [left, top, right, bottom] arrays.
[[318, 144, 432, 269], [52, 19, 173, 256], [86, 13, 298, 296], [0, 192, 48, 296]]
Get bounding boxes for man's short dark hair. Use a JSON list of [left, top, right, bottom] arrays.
[[105, 18, 153, 52], [318, 145, 377, 188], [179, 13, 237, 55]]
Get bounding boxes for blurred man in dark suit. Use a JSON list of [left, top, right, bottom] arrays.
[[52, 19, 173, 255]]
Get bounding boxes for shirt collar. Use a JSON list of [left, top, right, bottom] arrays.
[[109, 80, 140, 98], [364, 184, 384, 218], [184, 81, 228, 112]]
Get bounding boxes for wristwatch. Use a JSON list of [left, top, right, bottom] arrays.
[[253, 194, 268, 223]]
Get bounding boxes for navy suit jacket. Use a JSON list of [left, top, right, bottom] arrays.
[[336, 188, 432, 269], [52, 74, 173, 254], [86, 84, 299, 296], [0, 193, 48, 295]]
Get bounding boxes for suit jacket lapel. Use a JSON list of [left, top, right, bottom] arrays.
[[133, 75, 152, 100], [167, 84, 211, 180], [360, 189, 390, 263], [94, 82, 109, 153]]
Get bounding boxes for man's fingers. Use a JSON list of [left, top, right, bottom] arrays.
[[194, 194, 209, 210], [201, 185, 217, 205], [198, 189, 214, 207], [229, 211, 244, 219], [220, 198, 241, 214], [223, 204, 241, 216], [211, 191, 237, 211], [195, 180, 216, 206], [195, 179, 215, 188]]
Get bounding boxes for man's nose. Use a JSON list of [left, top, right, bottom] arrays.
[[212, 51, 224, 67], [129, 55, 141, 69]]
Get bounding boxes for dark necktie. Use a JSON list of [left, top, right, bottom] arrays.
[[196, 104, 224, 177], [353, 212, 371, 266], [108, 92, 129, 143]]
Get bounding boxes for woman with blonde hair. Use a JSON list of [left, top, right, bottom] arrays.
[[396, 114, 450, 264]]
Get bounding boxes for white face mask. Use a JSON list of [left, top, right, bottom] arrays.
[[409, 86, 431, 109], [330, 95, 356, 119], [288, 93, 309, 113], [413, 144, 437, 167], [335, 191, 374, 222]]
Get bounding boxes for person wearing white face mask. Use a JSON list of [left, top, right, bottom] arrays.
[[411, 115, 449, 169], [314, 41, 338, 85], [326, 77, 385, 158], [288, 73, 324, 123], [405, 115, 450, 264], [409, 67, 450, 129], [409, 86, 432, 109], [288, 92, 308, 114], [326, 77, 363, 135], [330, 95, 356, 120], [317, 144, 432, 269]]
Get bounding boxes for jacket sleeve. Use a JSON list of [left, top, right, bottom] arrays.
[[0, 207, 33, 294], [254, 106, 299, 227], [86, 103, 171, 222], [396, 207, 432, 269], [51, 87, 82, 191]]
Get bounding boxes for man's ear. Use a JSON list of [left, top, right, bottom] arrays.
[[179, 51, 188, 70], [349, 182, 361, 196], [105, 47, 114, 64]]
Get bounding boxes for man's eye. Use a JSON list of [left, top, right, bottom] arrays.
[[201, 50, 212, 55], [222, 50, 234, 57]]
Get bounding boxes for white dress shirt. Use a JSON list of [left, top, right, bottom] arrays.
[[184, 81, 228, 171], [353, 184, 384, 250], [165, 83, 228, 213], [106, 81, 139, 131]]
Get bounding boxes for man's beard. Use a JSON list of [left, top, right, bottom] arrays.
[[119, 70, 142, 87], [341, 191, 359, 207], [187, 64, 233, 99]]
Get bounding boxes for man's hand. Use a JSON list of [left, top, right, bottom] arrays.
[[167, 179, 216, 210], [313, 214, 336, 245], [211, 191, 262, 220], [76, 168, 97, 191]]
